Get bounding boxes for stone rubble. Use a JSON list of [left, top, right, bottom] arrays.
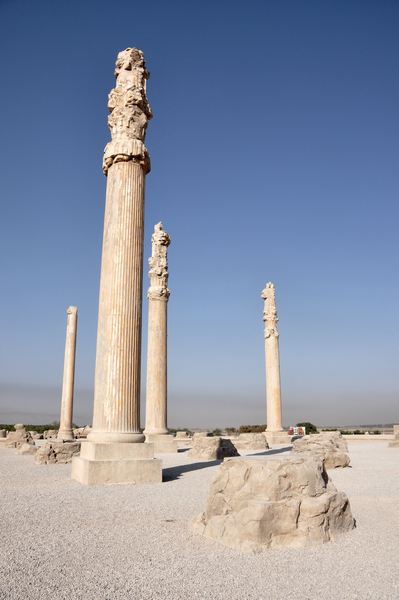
[[292, 431, 350, 469], [193, 455, 355, 552], [35, 441, 81, 464]]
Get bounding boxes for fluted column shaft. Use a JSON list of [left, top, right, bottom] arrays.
[[145, 297, 168, 434], [58, 306, 78, 441], [262, 282, 283, 432], [90, 161, 145, 443], [265, 331, 282, 431]]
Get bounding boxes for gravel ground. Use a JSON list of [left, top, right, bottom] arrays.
[[0, 442, 398, 600]]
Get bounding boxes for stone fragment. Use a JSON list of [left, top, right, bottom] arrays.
[[187, 437, 239, 461], [0, 424, 32, 448], [29, 431, 43, 440], [292, 431, 350, 469], [0, 430, 6, 438], [234, 433, 269, 452], [73, 426, 92, 438], [17, 443, 37, 455], [35, 442, 81, 464], [44, 429, 58, 439], [175, 431, 190, 440], [193, 456, 355, 552], [193, 432, 210, 438]]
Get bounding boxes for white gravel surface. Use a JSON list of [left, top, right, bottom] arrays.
[[1, 442, 398, 600]]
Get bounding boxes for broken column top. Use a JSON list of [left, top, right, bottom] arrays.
[[261, 282, 278, 337], [148, 222, 171, 301], [103, 47, 152, 175]]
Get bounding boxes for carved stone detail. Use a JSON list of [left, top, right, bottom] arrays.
[[103, 48, 152, 175], [261, 282, 279, 339], [147, 223, 170, 301]]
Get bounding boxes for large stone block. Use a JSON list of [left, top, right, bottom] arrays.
[[71, 442, 162, 485], [234, 433, 269, 452], [35, 441, 81, 464], [292, 431, 350, 469], [187, 437, 239, 461], [193, 456, 355, 552]]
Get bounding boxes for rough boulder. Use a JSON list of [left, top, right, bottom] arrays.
[[292, 431, 350, 469], [35, 441, 81, 464], [193, 456, 355, 552]]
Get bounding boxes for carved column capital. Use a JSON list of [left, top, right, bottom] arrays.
[[103, 48, 152, 175], [261, 282, 279, 338], [147, 222, 171, 301]]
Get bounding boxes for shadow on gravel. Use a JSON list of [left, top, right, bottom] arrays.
[[247, 446, 293, 457], [163, 460, 220, 481]]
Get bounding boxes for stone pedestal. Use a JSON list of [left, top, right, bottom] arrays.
[[145, 434, 177, 453], [264, 431, 292, 445], [71, 442, 161, 485], [261, 283, 288, 444], [72, 48, 161, 485], [58, 306, 78, 441]]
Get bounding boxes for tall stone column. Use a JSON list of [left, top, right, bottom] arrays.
[[144, 224, 177, 452], [72, 48, 162, 485], [261, 283, 290, 446], [58, 306, 78, 441]]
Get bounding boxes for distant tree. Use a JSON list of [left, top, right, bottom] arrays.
[[211, 428, 222, 437], [297, 422, 318, 434], [225, 427, 237, 436], [239, 424, 266, 434]]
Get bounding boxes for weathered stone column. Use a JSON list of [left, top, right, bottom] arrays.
[[72, 48, 161, 485], [261, 283, 290, 445], [58, 306, 78, 441], [144, 224, 177, 452]]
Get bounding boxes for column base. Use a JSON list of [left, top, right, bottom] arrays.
[[57, 429, 74, 441], [145, 433, 178, 453], [264, 431, 292, 446], [71, 442, 162, 485]]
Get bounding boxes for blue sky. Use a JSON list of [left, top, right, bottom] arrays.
[[0, 0, 398, 427]]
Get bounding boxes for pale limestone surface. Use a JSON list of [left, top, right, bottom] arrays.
[[36, 442, 81, 465], [261, 283, 284, 437], [193, 456, 354, 553], [233, 432, 269, 451], [144, 223, 175, 452], [58, 306, 78, 441], [2, 443, 399, 600], [187, 436, 239, 461], [17, 443, 37, 455], [292, 432, 350, 469], [71, 442, 161, 485], [73, 48, 161, 484]]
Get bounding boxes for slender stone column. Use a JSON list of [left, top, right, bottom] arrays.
[[262, 283, 289, 445], [58, 306, 78, 441], [144, 223, 170, 436], [72, 48, 162, 484]]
